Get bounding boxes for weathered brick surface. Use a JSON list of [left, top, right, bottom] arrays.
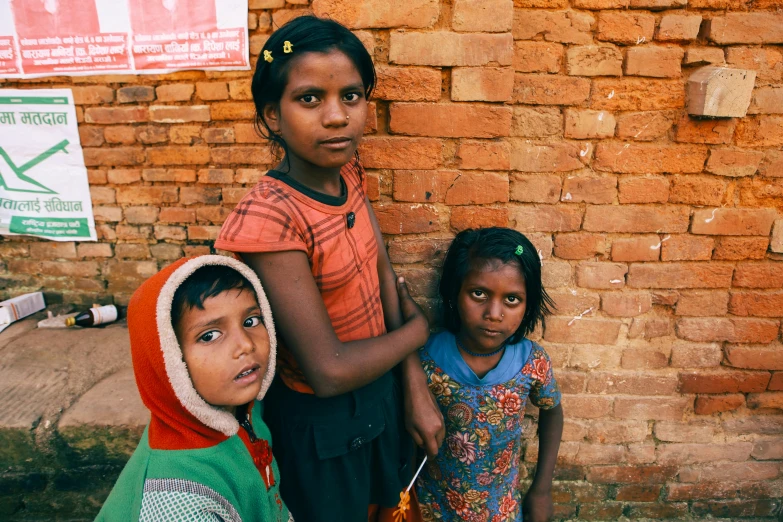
[[3, 2, 783, 516]]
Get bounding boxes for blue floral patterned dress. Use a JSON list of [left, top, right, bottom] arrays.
[[416, 331, 561, 522]]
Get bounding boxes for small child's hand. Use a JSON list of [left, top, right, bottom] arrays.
[[396, 277, 429, 342], [522, 488, 554, 522]]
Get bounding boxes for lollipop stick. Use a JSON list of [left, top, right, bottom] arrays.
[[405, 455, 427, 493]]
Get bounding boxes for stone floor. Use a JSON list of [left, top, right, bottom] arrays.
[[0, 312, 146, 521]]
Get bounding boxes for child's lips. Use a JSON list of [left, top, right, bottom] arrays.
[[480, 328, 503, 337], [234, 364, 261, 384]]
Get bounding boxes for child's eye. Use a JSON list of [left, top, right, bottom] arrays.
[[244, 316, 262, 328], [199, 330, 222, 343], [343, 92, 361, 102], [471, 290, 485, 298], [507, 296, 518, 303], [300, 94, 319, 104]]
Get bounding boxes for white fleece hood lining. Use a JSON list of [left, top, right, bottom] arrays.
[[156, 255, 277, 437]]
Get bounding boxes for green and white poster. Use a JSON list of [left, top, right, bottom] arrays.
[[0, 89, 96, 241]]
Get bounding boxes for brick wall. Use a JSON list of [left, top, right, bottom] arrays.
[[2, 0, 783, 517]]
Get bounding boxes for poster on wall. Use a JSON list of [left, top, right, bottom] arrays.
[[0, 88, 97, 241], [0, 0, 249, 78]]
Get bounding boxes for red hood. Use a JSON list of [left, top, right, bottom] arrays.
[[127, 256, 277, 450]]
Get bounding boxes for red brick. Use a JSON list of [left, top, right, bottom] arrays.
[[588, 420, 648, 445], [595, 143, 707, 174], [513, 74, 590, 106], [79, 126, 104, 147], [510, 175, 561, 203], [84, 107, 148, 124], [114, 244, 151, 260], [588, 372, 676, 395], [676, 291, 728, 316], [180, 187, 222, 206], [714, 237, 768, 260], [196, 82, 229, 101], [657, 442, 752, 464], [625, 47, 684, 78], [312, 0, 439, 29], [373, 66, 441, 101], [691, 208, 776, 236], [735, 116, 783, 147], [693, 499, 780, 518], [445, 171, 508, 205], [71, 85, 114, 105], [77, 244, 113, 258], [668, 175, 727, 206], [726, 47, 782, 85], [576, 503, 624, 519], [154, 225, 187, 241], [104, 126, 136, 145], [614, 397, 691, 421], [233, 168, 262, 185], [271, 9, 311, 29], [564, 110, 615, 139], [576, 262, 628, 289], [629, 263, 734, 289], [159, 207, 196, 224], [511, 107, 562, 137], [768, 372, 783, 390], [29, 242, 77, 259], [679, 462, 780, 483], [562, 396, 614, 419], [566, 45, 622, 76], [549, 290, 600, 316], [374, 203, 439, 234], [142, 168, 196, 183], [387, 238, 451, 264], [621, 347, 668, 368], [116, 187, 178, 205], [452, 0, 513, 32], [124, 206, 160, 225], [203, 128, 235, 145], [457, 141, 510, 170], [155, 84, 194, 102], [228, 79, 252, 101], [222, 188, 252, 205], [708, 13, 783, 45], [588, 465, 678, 484], [188, 225, 222, 241], [166, 124, 199, 145], [198, 169, 234, 184], [554, 233, 607, 259], [677, 318, 780, 343], [661, 235, 714, 261], [748, 392, 783, 410], [116, 225, 152, 241], [234, 123, 265, 144], [611, 236, 661, 262], [149, 244, 184, 261], [136, 126, 169, 145], [106, 168, 141, 185], [597, 13, 655, 44], [510, 206, 583, 232], [210, 102, 256, 121], [706, 149, 764, 177], [670, 341, 723, 368], [390, 103, 511, 138], [389, 32, 513, 66], [675, 117, 736, 145], [725, 344, 783, 370], [513, 10, 594, 45], [683, 47, 726, 66], [513, 42, 564, 74], [393, 170, 456, 203], [360, 137, 442, 170], [449, 206, 509, 231], [83, 147, 145, 167], [680, 369, 771, 393], [749, 86, 783, 115], [657, 14, 703, 41], [148, 105, 210, 123], [211, 146, 273, 166], [583, 205, 689, 233], [594, 80, 685, 114], [562, 175, 616, 204], [148, 146, 210, 166], [734, 261, 783, 288], [87, 170, 107, 185], [617, 176, 669, 204], [616, 485, 661, 502], [451, 67, 515, 102], [510, 142, 583, 173], [616, 111, 675, 141], [89, 187, 116, 205]]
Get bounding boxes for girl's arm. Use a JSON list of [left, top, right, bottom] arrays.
[[523, 404, 564, 522], [365, 198, 445, 458], [242, 250, 429, 398]]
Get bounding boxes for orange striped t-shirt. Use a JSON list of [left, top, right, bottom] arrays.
[[215, 160, 386, 393]]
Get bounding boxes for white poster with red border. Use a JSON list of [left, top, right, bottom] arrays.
[[0, 0, 249, 78]]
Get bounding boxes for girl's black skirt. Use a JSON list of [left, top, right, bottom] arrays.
[[264, 371, 413, 522]]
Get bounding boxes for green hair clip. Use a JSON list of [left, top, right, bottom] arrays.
[[515, 245, 524, 256]]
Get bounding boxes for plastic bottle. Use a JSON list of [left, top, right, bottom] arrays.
[[65, 305, 118, 327]]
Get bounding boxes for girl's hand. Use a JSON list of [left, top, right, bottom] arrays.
[[403, 374, 445, 459], [522, 488, 554, 522], [396, 277, 429, 345]]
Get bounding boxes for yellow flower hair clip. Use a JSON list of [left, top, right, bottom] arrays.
[[263, 50, 273, 63], [283, 41, 293, 53]]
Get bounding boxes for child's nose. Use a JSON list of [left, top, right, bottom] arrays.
[[322, 98, 348, 127], [235, 329, 255, 356], [485, 301, 504, 321]]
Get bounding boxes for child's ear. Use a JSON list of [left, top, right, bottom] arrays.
[[262, 103, 281, 133]]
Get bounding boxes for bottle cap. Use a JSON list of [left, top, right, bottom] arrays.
[[65, 317, 76, 327]]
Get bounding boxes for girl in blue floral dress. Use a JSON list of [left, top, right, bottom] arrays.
[[417, 227, 564, 522]]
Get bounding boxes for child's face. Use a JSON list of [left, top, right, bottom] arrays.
[[175, 288, 270, 411], [263, 49, 368, 169], [457, 260, 527, 353]]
